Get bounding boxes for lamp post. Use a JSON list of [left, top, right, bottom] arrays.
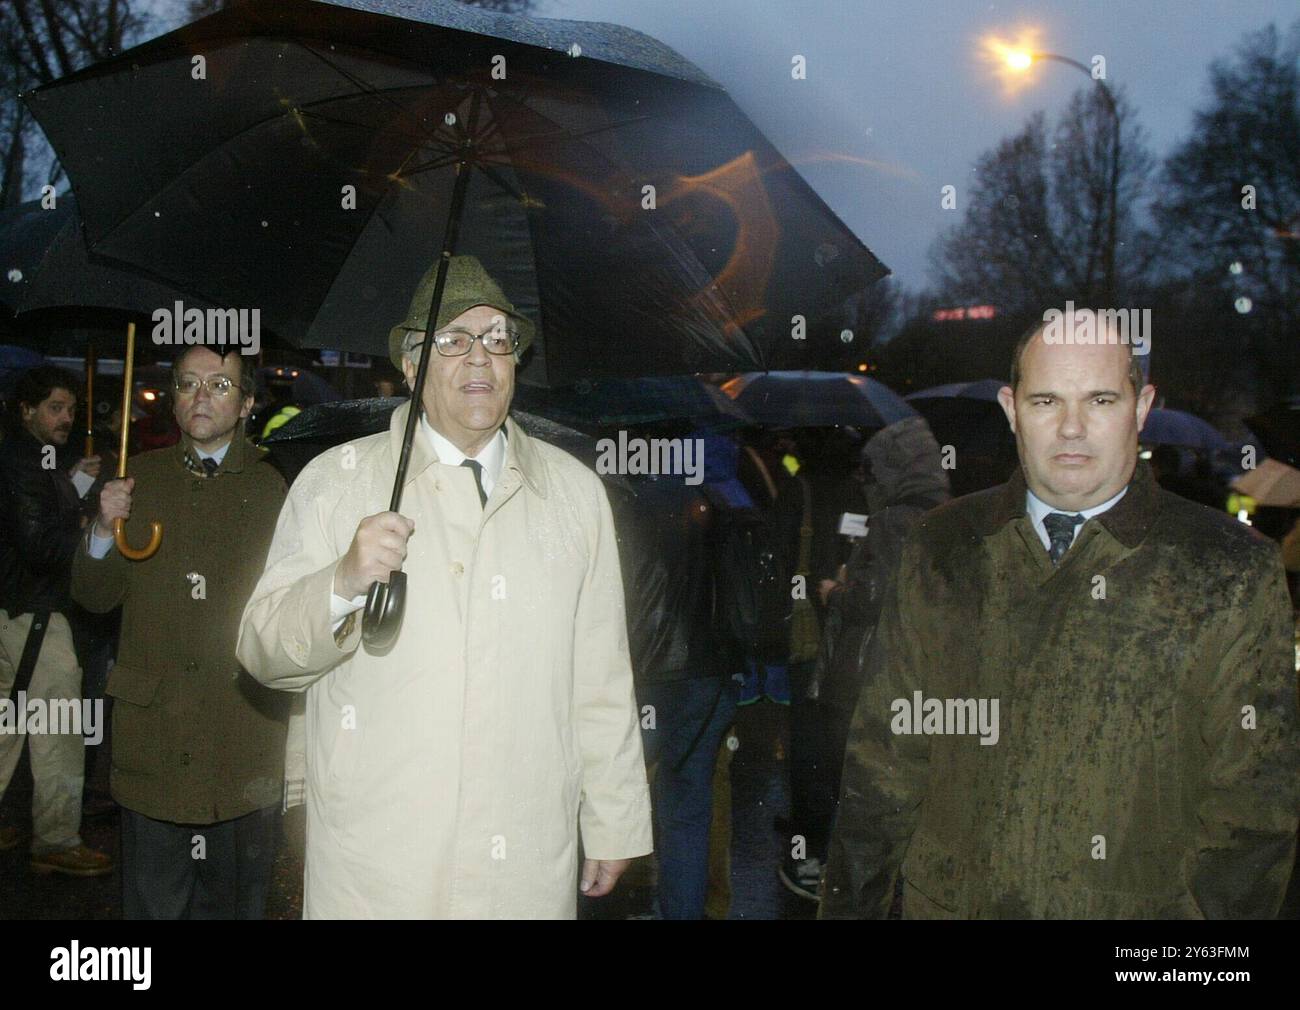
[[1002, 48, 1120, 305]]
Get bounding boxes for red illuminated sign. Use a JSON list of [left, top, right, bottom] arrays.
[[933, 305, 997, 322]]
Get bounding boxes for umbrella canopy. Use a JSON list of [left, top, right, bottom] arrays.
[[0, 200, 69, 315], [906, 378, 1007, 403], [512, 374, 749, 430], [1, 195, 223, 321], [721, 370, 915, 429], [904, 379, 1016, 469], [1232, 458, 1300, 509], [0, 344, 45, 395], [25, 0, 887, 386], [1140, 408, 1235, 451]]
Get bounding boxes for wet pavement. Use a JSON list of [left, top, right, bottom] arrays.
[[1, 697, 814, 920], [5, 699, 1295, 921]]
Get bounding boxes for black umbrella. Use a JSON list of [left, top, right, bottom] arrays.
[[3, 195, 221, 322], [512, 375, 750, 431], [24, 0, 885, 381], [27, 0, 886, 645], [721, 370, 915, 429]]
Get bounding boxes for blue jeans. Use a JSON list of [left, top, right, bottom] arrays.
[[637, 676, 740, 919]]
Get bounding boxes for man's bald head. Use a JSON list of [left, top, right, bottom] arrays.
[[1010, 308, 1146, 397]]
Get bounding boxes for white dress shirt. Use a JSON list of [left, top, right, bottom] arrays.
[[1025, 484, 1128, 554]]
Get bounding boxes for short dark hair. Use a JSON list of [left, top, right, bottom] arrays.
[[171, 346, 256, 395], [14, 365, 81, 415], [1009, 309, 1146, 398]]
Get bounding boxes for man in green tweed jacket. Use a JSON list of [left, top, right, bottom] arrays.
[[822, 307, 1299, 919], [72, 346, 289, 919]]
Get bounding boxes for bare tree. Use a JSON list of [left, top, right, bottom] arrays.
[[0, 0, 148, 206], [928, 85, 1157, 315], [1153, 21, 1300, 405]]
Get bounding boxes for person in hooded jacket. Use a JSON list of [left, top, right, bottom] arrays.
[[810, 417, 951, 840]]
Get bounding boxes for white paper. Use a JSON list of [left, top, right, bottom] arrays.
[[71, 469, 95, 499], [838, 512, 869, 537]]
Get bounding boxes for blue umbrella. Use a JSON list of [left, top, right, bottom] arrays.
[[513, 375, 750, 430], [1140, 408, 1235, 451], [0, 344, 45, 395], [906, 379, 1007, 403], [721, 371, 915, 429]]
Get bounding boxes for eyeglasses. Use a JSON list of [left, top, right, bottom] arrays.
[[174, 375, 244, 397], [406, 324, 520, 357]]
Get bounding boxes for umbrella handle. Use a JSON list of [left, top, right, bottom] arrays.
[[361, 572, 406, 650], [114, 516, 162, 561]]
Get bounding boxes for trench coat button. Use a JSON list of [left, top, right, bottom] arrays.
[[450, 561, 464, 576], [180, 752, 191, 765]]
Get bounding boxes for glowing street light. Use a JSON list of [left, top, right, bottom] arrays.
[[1004, 49, 1033, 72], [981, 30, 1121, 303]]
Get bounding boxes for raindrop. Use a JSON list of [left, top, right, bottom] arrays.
[[6, 268, 22, 283], [1228, 261, 1243, 275], [1234, 296, 1252, 314], [444, 112, 456, 126], [840, 329, 855, 344], [568, 43, 582, 58]]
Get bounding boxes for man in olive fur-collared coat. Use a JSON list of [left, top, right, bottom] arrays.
[[72, 347, 289, 920], [822, 310, 1299, 920]]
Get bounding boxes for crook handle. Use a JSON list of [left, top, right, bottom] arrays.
[[113, 516, 162, 561]]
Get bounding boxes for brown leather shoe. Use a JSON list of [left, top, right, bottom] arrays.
[[30, 844, 114, 877], [0, 826, 21, 852]]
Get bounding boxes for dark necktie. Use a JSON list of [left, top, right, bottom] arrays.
[[1043, 511, 1084, 566], [460, 458, 487, 508], [201, 457, 219, 477]]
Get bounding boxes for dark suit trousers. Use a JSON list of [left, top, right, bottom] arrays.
[[121, 805, 280, 920]]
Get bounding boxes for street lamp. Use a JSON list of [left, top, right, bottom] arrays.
[[999, 46, 1121, 305]]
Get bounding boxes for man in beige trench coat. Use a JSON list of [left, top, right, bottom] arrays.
[[237, 257, 652, 918]]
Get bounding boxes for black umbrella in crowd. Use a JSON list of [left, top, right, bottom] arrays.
[[512, 374, 751, 431], [721, 370, 915, 429], [906, 379, 1015, 463], [26, 0, 887, 647], [3, 195, 220, 323]]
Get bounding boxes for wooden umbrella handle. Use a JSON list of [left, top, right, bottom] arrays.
[[113, 322, 162, 561], [113, 516, 163, 560]]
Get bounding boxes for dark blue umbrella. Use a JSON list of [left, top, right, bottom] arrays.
[[0, 344, 45, 396], [721, 371, 915, 429], [513, 375, 749, 430], [1140, 408, 1235, 451]]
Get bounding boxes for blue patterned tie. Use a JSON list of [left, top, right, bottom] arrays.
[[1043, 512, 1084, 565]]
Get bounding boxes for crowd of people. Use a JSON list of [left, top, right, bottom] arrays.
[[1, 257, 1297, 919]]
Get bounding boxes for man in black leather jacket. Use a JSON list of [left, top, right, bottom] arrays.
[[0, 365, 113, 876]]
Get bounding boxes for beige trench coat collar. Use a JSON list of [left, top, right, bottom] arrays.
[[386, 399, 549, 500]]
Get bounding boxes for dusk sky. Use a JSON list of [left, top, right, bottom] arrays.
[[530, 0, 1296, 295]]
